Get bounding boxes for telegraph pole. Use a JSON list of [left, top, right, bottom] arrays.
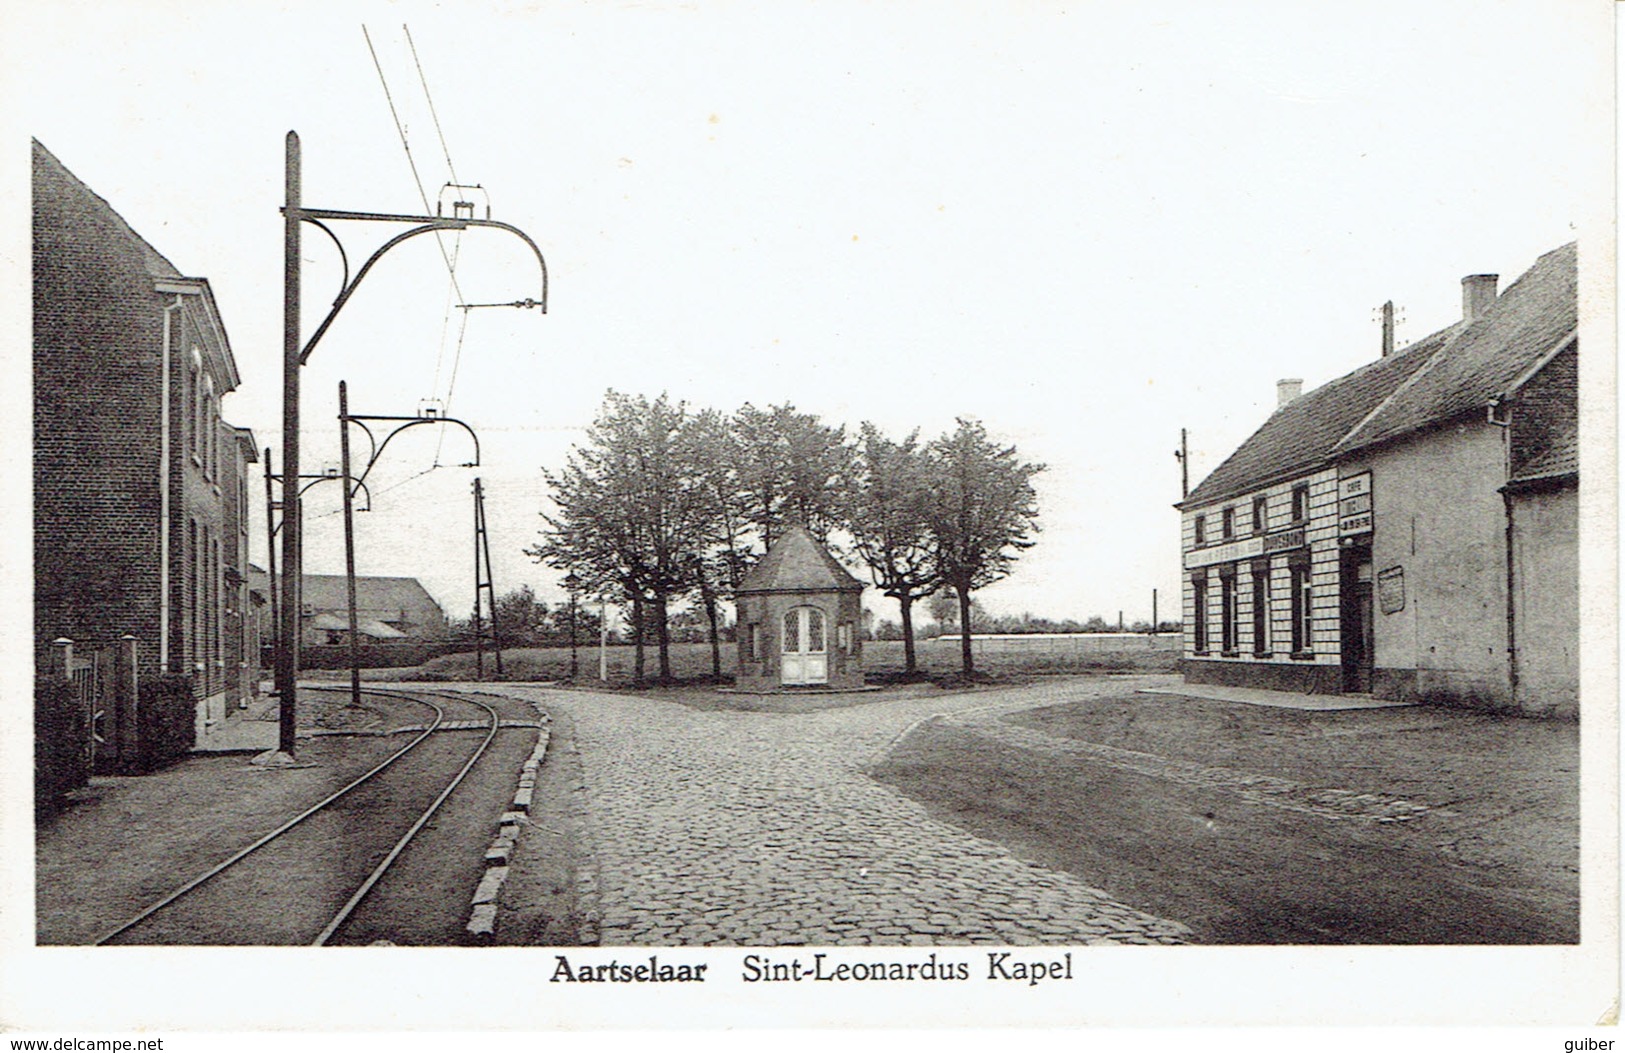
[[470, 477, 504, 678], [473, 480, 485, 680], [1177, 428, 1190, 500]]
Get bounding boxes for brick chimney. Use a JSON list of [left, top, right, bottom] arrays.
[[1462, 273, 1499, 322], [1277, 378, 1303, 408]]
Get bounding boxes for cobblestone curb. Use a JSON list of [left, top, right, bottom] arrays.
[[465, 702, 551, 941]]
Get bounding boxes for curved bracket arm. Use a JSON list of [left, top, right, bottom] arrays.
[[354, 415, 481, 489], [347, 417, 379, 472], [299, 218, 548, 365], [306, 219, 350, 310], [296, 473, 373, 512]]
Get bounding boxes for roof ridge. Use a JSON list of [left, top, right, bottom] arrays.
[[1331, 323, 1463, 457]]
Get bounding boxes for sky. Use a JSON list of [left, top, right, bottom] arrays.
[[4, 0, 1611, 631]]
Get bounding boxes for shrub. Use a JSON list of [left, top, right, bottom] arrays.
[[35, 676, 91, 817], [135, 674, 196, 772]]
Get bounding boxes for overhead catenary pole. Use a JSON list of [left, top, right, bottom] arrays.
[[271, 131, 546, 719], [339, 381, 362, 709], [599, 595, 608, 682], [276, 131, 302, 757], [263, 447, 280, 674], [1152, 588, 1158, 636]]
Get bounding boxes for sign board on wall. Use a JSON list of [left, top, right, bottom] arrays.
[[1378, 565, 1405, 614], [1262, 527, 1306, 554], [1183, 535, 1263, 569], [1185, 527, 1305, 569], [1339, 472, 1373, 536]]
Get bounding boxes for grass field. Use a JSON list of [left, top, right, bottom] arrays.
[[393, 633, 1181, 686]]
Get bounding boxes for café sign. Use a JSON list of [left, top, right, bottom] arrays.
[[1339, 472, 1373, 536], [1186, 526, 1306, 569]]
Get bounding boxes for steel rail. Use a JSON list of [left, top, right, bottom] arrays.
[[311, 688, 503, 946], [92, 686, 448, 946]]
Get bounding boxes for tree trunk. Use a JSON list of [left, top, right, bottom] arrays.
[[632, 593, 645, 682], [655, 590, 672, 681], [899, 594, 917, 673], [957, 585, 974, 675], [702, 581, 722, 679]]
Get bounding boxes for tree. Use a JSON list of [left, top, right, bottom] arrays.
[[731, 402, 852, 550], [492, 585, 548, 648], [527, 391, 713, 681], [845, 423, 940, 673], [925, 418, 1044, 675], [927, 589, 959, 633]]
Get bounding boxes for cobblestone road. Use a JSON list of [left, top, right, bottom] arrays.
[[491, 678, 1189, 947]]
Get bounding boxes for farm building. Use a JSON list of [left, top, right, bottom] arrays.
[[299, 575, 449, 646], [33, 139, 258, 741], [1177, 243, 1578, 717], [735, 526, 865, 691]]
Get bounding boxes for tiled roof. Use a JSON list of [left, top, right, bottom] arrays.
[[302, 575, 446, 618], [1181, 328, 1449, 508], [1509, 418, 1578, 483], [737, 525, 865, 594], [1334, 242, 1577, 457], [1183, 242, 1578, 509]]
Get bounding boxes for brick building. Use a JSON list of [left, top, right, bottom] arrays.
[[33, 139, 256, 737], [734, 525, 865, 691], [1178, 243, 1578, 717]]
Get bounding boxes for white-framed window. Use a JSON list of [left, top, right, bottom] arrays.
[[1251, 559, 1270, 655], [1192, 573, 1209, 654], [1290, 558, 1313, 655], [1219, 566, 1239, 654]]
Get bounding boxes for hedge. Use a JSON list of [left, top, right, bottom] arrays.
[[35, 676, 91, 817], [134, 674, 196, 773]]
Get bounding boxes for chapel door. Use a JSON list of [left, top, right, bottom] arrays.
[[780, 605, 828, 686]]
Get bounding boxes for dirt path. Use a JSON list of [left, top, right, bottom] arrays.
[[870, 688, 1578, 944]]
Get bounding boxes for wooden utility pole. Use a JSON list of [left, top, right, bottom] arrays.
[[276, 131, 302, 757], [339, 381, 361, 709], [1178, 428, 1189, 499]]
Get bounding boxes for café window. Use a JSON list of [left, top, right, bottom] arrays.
[[1291, 484, 1310, 525], [1252, 495, 1268, 535], [1251, 560, 1270, 655], [1290, 558, 1313, 655], [1192, 574, 1209, 653], [1221, 507, 1235, 540], [1193, 515, 1206, 548], [1219, 567, 1239, 654]]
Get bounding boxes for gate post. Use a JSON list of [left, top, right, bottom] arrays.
[[53, 638, 73, 681], [116, 636, 140, 772]]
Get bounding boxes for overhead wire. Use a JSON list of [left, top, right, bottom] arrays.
[[362, 23, 472, 468], [404, 22, 476, 456]]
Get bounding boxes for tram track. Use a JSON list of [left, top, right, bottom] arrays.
[[94, 685, 527, 946]]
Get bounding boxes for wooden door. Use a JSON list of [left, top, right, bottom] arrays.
[[780, 605, 828, 686]]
